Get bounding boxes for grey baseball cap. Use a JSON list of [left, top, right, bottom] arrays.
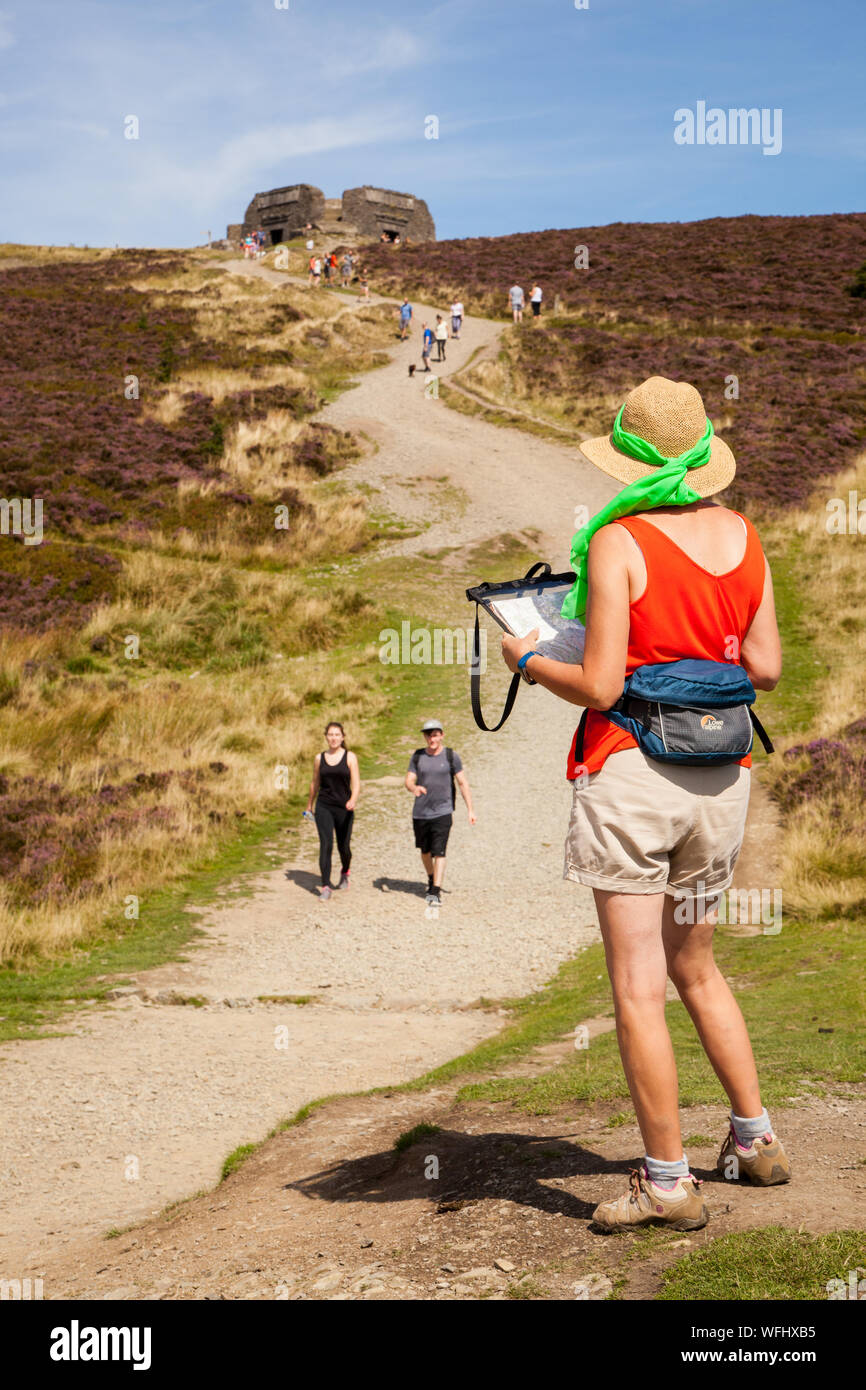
[[421, 718, 443, 732]]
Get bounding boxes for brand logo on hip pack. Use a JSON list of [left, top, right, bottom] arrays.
[[701, 713, 724, 731]]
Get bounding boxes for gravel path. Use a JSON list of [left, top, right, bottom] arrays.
[[0, 266, 617, 1273]]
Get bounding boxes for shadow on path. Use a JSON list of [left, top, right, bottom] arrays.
[[284, 869, 323, 894], [372, 876, 429, 899], [286, 1127, 724, 1226]]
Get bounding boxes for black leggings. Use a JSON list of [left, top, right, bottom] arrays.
[[314, 801, 353, 885]]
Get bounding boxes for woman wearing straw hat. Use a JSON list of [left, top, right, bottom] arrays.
[[501, 376, 789, 1233]]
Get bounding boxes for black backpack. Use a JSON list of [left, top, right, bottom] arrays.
[[409, 746, 457, 809]]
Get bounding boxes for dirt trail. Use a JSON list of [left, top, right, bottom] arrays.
[[2, 260, 824, 1299], [40, 1072, 866, 1302], [0, 266, 616, 1275]]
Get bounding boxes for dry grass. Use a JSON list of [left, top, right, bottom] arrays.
[[131, 260, 388, 569], [0, 558, 386, 962], [0, 248, 397, 964], [756, 452, 866, 916], [0, 243, 118, 266], [457, 328, 621, 437]]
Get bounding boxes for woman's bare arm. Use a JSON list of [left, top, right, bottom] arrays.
[[346, 751, 361, 810], [739, 557, 782, 690], [306, 753, 321, 812], [501, 527, 631, 708]]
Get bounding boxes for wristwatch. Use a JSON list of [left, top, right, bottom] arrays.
[[517, 649, 540, 685]]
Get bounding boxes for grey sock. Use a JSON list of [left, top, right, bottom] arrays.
[[644, 1154, 689, 1190], [731, 1107, 772, 1148]]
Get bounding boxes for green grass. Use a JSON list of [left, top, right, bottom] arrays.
[[456, 915, 864, 1113], [751, 528, 822, 740], [257, 994, 315, 1006], [220, 1143, 258, 1182], [0, 799, 305, 1040], [393, 1122, 441, 1152], [439, 380, 582, 446], [657, 1229, 866, 1300], [506, 1277, 548, 1299], [398, 948, 615, 1094]]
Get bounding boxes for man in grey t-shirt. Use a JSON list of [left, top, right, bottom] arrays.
[[405, 719, 476, 907], [508, 283, 525, 323]]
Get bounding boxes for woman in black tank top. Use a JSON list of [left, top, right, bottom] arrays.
[[305, 722, 360, 899]]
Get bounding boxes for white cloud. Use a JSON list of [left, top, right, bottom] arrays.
[[130, 108, 414, 208], [325, 26, 426, 81]]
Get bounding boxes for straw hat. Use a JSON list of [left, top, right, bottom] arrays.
[[580, 376, 736, 497]]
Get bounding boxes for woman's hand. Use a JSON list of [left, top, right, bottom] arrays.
[[501, 627, 539, 674], [345, 797, 357, 811]]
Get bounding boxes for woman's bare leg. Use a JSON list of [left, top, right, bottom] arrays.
[[594, 888, 682, 1161], [661, 894, 762, 1118]]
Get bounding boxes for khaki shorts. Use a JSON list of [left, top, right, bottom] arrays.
[[563, 747, 750, 897]]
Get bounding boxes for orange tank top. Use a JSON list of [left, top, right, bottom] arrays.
[[567, 511, 766, 778]]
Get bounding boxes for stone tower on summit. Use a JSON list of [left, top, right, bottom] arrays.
[[228, 183, 436, 245]]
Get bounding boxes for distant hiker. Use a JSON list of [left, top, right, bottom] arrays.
[[341, 253, 353, 287], [509, 283, 525, 323], [360, 274, 370, 300], [322, 253, 332, 284], [329, 252, 338, 280], [306, 722, 360, 900], [500, 375, 788, 1231], [434, 314, 449, 360], [399, 298, 413, 340], [450, 299, 464, 339], [530, 284, 543, 317], [421, 322, 434, 371], [405, 719, 475, 907]]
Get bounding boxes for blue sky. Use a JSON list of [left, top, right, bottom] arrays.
[[0, 0, 863, 246]]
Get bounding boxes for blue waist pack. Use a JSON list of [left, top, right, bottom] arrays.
[[574, 658, 774, 767]]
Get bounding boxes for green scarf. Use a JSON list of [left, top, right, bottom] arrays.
[[560, 407, 714, 622]]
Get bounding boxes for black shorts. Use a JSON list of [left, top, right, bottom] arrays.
[[413, 814, 452, 856], [531, 301, 541, 316]]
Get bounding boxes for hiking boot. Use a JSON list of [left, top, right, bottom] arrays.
[[716, 1126, 791, 1185], [592, 1167, 708, 1233], [319, 885, 332, 900]]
